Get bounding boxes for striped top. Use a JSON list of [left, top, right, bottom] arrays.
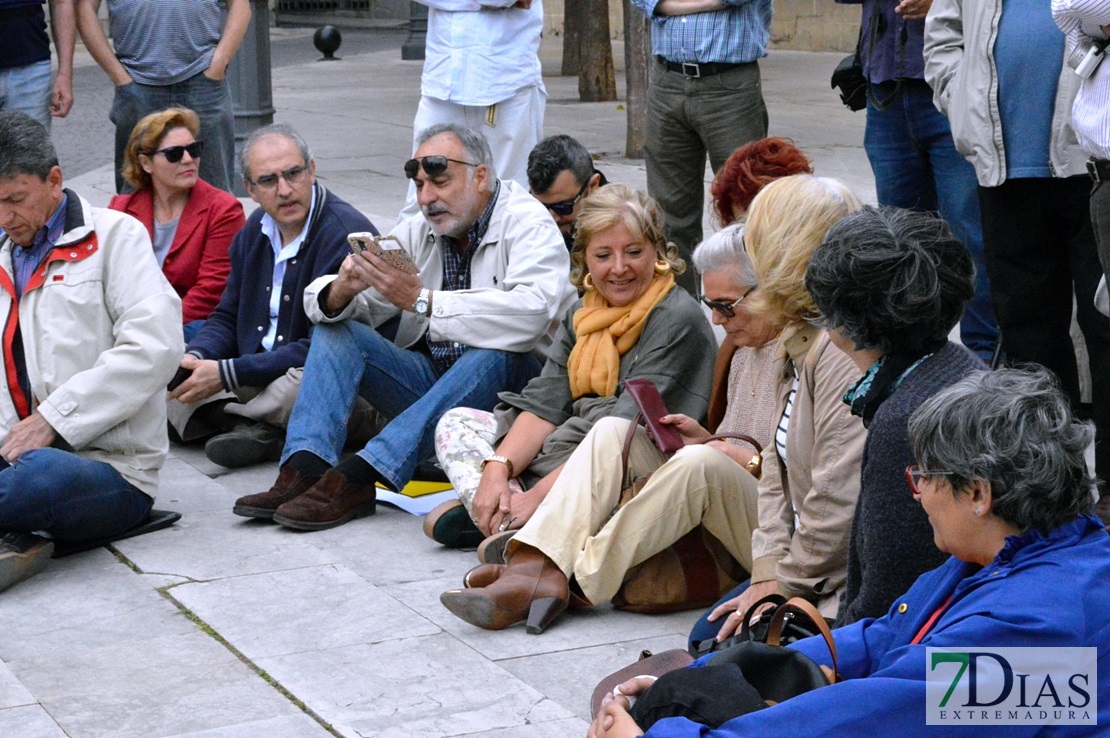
[[631, 0, 772, 64], [1053, 0, 1110, 159], [107, 0, 223, 85], [775, 365, 799, 469]]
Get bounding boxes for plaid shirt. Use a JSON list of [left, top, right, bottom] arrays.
[[427, 181, 501, 374], [631, 0, 771, 64]]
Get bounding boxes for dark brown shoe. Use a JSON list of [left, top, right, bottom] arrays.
[[233, 467, 321, 520], [440, 544, 569, 634], [272, 469, 377, 531]]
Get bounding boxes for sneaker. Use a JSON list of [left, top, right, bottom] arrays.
[[205, 422, 284, 469], [0, 533, 54, 593]]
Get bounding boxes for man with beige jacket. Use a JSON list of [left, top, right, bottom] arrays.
[[0, 112, 183, 593]]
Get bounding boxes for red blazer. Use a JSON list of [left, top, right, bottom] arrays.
[[110, 178, 245, 323]]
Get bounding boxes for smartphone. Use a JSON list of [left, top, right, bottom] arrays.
[[347, 232, 419, 275]]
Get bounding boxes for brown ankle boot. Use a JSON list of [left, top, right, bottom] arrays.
[[440, 544, 569, 634], [233, 467, 321, 520], [272, 469, 377, 531], [463, 563, 505, 589]]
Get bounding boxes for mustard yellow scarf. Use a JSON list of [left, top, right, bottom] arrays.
[[567, 273, 675, 399]]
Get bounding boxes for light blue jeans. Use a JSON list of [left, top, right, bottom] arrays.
[[0, 448, 152, 542], [0, 60, 53, 128], [282, 320, 542, 491]]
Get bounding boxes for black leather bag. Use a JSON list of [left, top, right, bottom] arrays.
[[831, 53, 867, 112], [689, 593, 824, 657]]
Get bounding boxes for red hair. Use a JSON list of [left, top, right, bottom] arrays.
[[710, 137, 813, 225]]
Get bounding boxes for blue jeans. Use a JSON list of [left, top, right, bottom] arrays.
[[109, 72, 235, 193], [865, 79, 998, 361], [0, 60, 53, 128], [687, 580, 750, 651], [283, 321, 542, 491], [0, 448, 152, 542]]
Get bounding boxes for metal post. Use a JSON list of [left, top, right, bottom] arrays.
[[228, 0, 276, 196], [401, 1, 427, 61]]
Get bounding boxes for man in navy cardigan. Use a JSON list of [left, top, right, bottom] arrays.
[[168, 123, 381, 468]]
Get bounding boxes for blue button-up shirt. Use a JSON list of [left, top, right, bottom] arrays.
[[631, 0, 772, 64], [13, 194, 67, 298]]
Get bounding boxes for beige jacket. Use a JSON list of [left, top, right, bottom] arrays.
[[305, 180, 576, 360], [924, 0, 1087, 187], [749, 325, 867, 619], [0, 192, 183, 498]]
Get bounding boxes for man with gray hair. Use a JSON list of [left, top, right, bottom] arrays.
[[235, 123, 576, 532], [169, 123, 379, 468], [526, 134, 608, 250], [0, 112, 182, 592]]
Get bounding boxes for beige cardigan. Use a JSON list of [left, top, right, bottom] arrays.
[[749, 324, 867, 619]]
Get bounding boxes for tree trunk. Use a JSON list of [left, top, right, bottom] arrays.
[[623, 1, 651, 158], [562, 0, 583, 76], [578, 2, 617, 102]]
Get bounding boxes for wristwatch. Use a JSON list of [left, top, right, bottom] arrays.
[[413, 288, 431, 317], [480, 454, 515, 479]]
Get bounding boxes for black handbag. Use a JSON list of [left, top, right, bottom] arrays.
[[689, 593, 825, 657], [628, 598, 838, 730], [831, 53, 867, 112]]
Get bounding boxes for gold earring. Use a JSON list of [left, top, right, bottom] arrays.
[[583, 273, 595, 290], [654, 259, 670, 276]]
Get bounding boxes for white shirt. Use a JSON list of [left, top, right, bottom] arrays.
[[258, 187, 317, 351], [419, 0, 545, 106], [1054, 0, 1110, 159]]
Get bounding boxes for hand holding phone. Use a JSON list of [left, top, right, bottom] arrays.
[[347, 232, 419, 275], [624, 379, 684, 455]]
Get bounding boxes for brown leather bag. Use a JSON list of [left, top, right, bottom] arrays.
[[611, 397, 764, 614]]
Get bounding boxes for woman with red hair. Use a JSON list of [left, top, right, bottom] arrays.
[[710, 137, 813, 225]]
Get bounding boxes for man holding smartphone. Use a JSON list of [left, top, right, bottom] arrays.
[[234, 123, 576, 533]]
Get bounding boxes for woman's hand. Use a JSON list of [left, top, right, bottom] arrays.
[[704, 439, 756, 468], [707, 579, 779, 642], [588, 677, 652, 738], [659, 413, 710, 445], [471, 464, 513, 537]]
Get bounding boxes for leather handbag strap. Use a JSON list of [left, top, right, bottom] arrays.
[[737, 593, 787, 641], [620, 411, 645, 479], [767, 597, 838, 682]]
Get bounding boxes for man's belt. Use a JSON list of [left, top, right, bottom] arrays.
[[1088, 157, 1110, 183], [655, 56, 748, 78]]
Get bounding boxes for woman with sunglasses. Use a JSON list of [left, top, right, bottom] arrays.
[[593, 368, 1110, 738], [110, 107, 244, 341], [428, 184, 717, 628]]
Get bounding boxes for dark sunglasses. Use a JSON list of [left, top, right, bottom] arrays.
[[149, 141, 204, 163], [904, 464, 954, 496], [539, 177, 591, 216], [701, 286, 755, 318], [404, 155, 478, 180]]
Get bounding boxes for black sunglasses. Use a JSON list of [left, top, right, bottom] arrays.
[[149, 141, 204, 163], [539, 176, 591, 216], [701, 286, 756, 318], [404, 155, 478, 180]]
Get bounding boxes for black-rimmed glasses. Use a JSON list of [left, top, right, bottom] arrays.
[[149, 141, 204, 163], [701, 286, 756, 318], [246, 165, 309, 191], [404, 155, 478, 180]]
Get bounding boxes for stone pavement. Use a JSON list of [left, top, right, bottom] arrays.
[[0, 30, 874, 738]]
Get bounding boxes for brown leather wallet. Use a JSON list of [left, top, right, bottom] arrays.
[[624, 378, 684, 455]]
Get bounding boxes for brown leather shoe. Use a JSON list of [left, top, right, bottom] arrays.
[[440, 544, 569, 634], [233, 467, 321, 520], [272, 469, 377, 531], [463, 563, 505, 589]]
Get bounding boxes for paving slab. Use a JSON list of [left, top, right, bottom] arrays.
[[0, 705, 68, 738]]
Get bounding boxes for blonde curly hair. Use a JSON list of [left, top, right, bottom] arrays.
[[569, 183, 685, 289], [744, 175, 862, 327]]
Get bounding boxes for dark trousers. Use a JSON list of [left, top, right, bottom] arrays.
[[978, 176, 1110, 489], [1090, 178, 1110, 280]]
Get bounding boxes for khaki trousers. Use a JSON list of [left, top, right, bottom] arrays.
[[513, 416, 759, 604]]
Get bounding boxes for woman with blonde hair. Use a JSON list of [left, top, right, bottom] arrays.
[[688, 174, 870, 644], [110, 107, 244, 339], [427, 183, 717, 631]]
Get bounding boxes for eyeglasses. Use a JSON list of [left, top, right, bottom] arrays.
[[904, 465, 953, 495], [149, 141, 204, 163], [246, 165, 309, 191], [404, 155, 478, 180], [538, 177, 591, 216], [701, 286, 756, 318]]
